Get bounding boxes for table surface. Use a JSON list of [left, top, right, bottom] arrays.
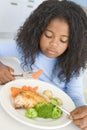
[[0, 56, 80, 130]]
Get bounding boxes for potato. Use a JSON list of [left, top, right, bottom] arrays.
[[55, 97, 63, 106], [42, 90, 53, 98]]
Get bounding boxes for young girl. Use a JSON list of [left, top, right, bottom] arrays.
[[16, 0, 87, 107]]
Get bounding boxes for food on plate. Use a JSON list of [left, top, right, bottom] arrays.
[[25, 102, 63, 119], [42, 89, 53, 98], [10, 85, 63, 119], [42, 89, 63, 105], [54, 97, 63, 106], [11, 86, 38, 97], [13, 90, 49, 109]]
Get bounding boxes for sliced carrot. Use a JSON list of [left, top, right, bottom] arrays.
[[11, 87, 20, 97], [27, 86, 38, 92], [32, 69, 43, 79], [22, 85, 38, 92], [11, 85, 38, 97], [22, 85, 29, 91], [32, 86, 38, 92]]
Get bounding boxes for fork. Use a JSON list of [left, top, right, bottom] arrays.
[[14, 69, 43, 79], [14, 71, 35, 78], [51, 100, 70, 115], [43, 95, 70, 115]]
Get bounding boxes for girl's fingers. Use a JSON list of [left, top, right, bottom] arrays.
[[7, 66, 14, 75], [70, 106, 87, 119], [69, 107, 87, 129], [74, 116, 87, 129], [0, 80, 2, 85], [0, 66, 15, 85]]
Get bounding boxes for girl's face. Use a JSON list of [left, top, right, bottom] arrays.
[[40, 18, 69, 58]]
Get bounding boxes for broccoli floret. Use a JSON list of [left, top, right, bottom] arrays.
[[35, 102, 54, 118], [25, 108, 38, 118], [25, 102, 63, 119], [51, 107, 63, 119]]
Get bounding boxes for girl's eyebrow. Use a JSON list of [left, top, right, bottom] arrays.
[[46, 29, 69, 38]]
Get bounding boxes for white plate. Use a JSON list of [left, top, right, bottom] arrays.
[[0, 79, 75, 129]]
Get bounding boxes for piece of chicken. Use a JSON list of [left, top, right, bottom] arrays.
[[13, 90, 49, 109]]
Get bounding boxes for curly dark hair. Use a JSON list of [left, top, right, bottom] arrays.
[[16, 0, 87, 82]]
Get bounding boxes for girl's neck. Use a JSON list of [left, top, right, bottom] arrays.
[[39, 51, 57, 61]]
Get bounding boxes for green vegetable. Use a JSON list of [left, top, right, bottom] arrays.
[[25, 108, 38, 118], [51, 107, 63, 119], [25, 102, 63, 119], [51, 98, 59, 105], [35, 102, 54, 118]]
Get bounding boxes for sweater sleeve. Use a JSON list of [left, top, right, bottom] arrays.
[[0, 41, 21, 59], [65, 70, 86, 107]]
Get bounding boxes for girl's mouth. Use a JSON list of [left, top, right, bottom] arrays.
[[47, 49, 57, 55]]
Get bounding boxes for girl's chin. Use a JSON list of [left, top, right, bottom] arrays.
[[45, 53, 57, 58]]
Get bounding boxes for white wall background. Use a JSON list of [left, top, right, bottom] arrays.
[[0, 0, 44, 38]]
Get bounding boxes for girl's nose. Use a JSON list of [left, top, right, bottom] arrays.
[[50, 37, 59, 46]]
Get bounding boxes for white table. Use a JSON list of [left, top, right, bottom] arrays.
[[0, 56, 80, 130]]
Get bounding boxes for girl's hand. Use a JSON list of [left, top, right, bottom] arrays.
[[0, 62, 15, 85], [69, 106, 87, 130]]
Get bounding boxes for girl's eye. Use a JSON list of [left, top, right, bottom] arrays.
[[60, 38, 69, 43], [44, 31, 53, 38], [45, 34, 52, 38]]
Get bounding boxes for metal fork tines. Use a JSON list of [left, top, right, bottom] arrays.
[[14, 71, 35, 78]]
